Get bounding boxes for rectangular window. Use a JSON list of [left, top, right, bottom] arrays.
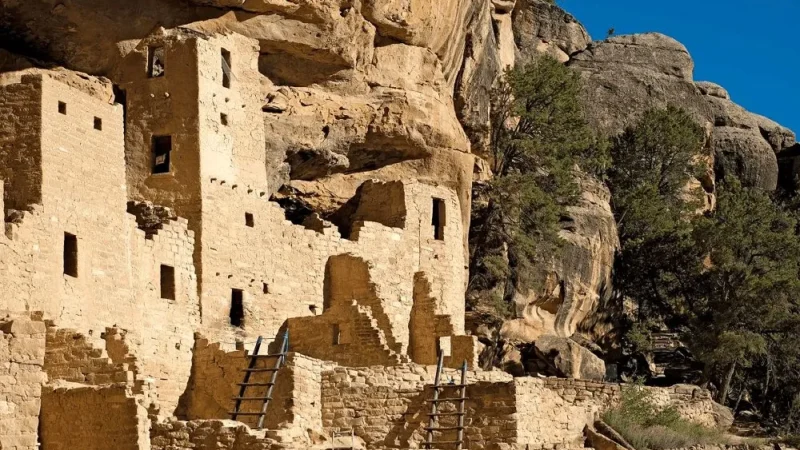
[[220, 113, 228, 126], [160, 265, 176, 300], [58, 101, 67, 115], [263, 283, 269, 294], [63, 233, 78, 277], [245, 212, 254, 228], [432, 198, 446, 241], [148, 47, 165, 78], [230, 289, 244, 327], [221, 48, 232, 88], [332, 324, 341, 345], [152, 135, 172, 174], [94, 117, 103, 131]]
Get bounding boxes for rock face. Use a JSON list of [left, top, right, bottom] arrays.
[[501, 175, 618, 342], [1, 0, 795, 372], [568, 31, 796, 190], [569, 33, 710, 133], [512, 0, 591, 64]]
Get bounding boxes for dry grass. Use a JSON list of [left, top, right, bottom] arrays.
[[602, 384, 730, 450]]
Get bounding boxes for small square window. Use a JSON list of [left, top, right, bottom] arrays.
[[220, 113, 228, 126], [94, 117, 103, 131], [245, 213, 254, 228], [58, 102, 67, 115]]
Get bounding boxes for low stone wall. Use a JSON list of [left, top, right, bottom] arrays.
[[151, 419, 294, 450], [39, 382, 149, 450], [321, 364, 512, 448], [540, 378, 722, 429], [0, 315, 46, 450]]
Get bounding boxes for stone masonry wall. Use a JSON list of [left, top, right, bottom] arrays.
[[199, 178, 466, 364], [318, 366, 723, 450], [39, 383, 150, 450], [0, 315, 46, 450], [151, 420, 283, 450], [181, 335, 334, 439], [321, 364, 511, 448], [0, 75, 42, 212], [0, 73, 201, 415], [43, 324, 134, 385], [539, 378, 721, 429]]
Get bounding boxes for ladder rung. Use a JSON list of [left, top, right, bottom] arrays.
[[248, 353, 286, 358], [421, 441, 463, 445], [228, 412, 266, 416], [237, 382, 275, 387], [427, 412, 465, 416], [426, 398, 468, 402], [242, 368, 280, 372], [232, 396, 273, 401], [433, 384, 467, 389], [424, 426, 464, 431]]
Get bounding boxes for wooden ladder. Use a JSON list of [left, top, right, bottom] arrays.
[[229, 331, 289, 429], [423, 352, 468, 449]]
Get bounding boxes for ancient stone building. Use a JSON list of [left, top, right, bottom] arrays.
[[0, 25, 731, 450]]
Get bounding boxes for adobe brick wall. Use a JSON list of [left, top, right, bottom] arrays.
[[0, 315, 46, 450]]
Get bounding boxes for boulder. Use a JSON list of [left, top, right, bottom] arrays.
[[512, 0, 591, 64], [710, 399, 735, 431], [531, 335, 606, 381]]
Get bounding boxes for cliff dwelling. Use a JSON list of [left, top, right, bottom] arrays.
[[1, 0, 794, 449]]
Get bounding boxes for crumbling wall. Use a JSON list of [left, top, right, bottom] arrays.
[[39, 383, 149, 450], [0, 73, 200, 416], [151, 419, 284, 450], [539, 378, 721, 429], [180, 336, 331, 435], [0, 315, 46, 450], [0, 75, 43, 212], [199, 179, 467, 362], [44, 325, 133, 385]]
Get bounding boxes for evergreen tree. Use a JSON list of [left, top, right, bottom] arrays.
[[468, 56, 608, 319]]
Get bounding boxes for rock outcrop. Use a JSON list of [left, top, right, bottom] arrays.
[[568, 31, 795, 190], [501, 175, 618, 342], [512, 0, 591, 64]]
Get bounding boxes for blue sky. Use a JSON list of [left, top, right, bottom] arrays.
[[559, 0, 799, 134]]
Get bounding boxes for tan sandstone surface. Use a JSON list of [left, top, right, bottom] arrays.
[[0, 0, 791, 448]]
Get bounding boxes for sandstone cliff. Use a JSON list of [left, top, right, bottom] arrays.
[[0, 0, 794, 359]]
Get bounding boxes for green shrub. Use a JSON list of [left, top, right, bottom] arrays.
[[602, 384, 728, 450]]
